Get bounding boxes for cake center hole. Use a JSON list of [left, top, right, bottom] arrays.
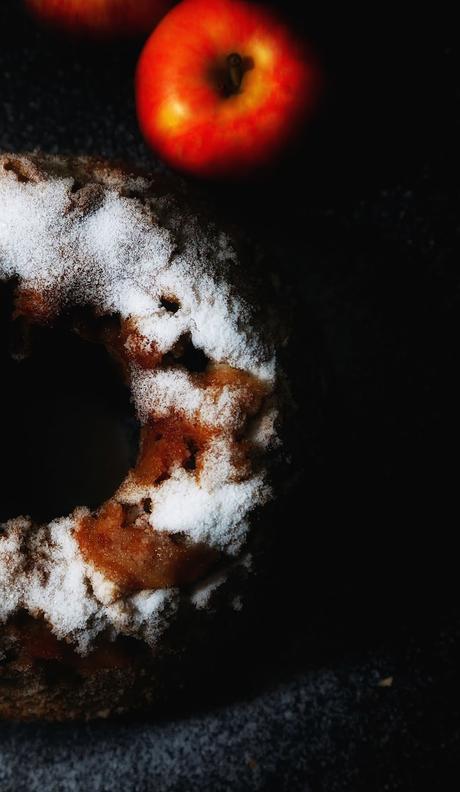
[[0, 285, 140, 524]]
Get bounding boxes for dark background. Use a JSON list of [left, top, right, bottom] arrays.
[[0, 2, 459, 790]]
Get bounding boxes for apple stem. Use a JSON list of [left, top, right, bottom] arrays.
[[226, 53, 244, 94]]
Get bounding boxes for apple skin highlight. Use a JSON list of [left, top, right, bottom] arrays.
[[136, 0, 320, 178], [25, 0, 174, 38]]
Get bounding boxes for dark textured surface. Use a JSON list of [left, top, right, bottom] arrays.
[[0, 2, 459, 790]]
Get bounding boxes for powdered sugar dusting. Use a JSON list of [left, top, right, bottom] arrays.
[[131, 368, 253, 429], [25, 518, 101, 648], [0, 515, 179, 653], [0, 155, 279, 652], [0, 159, 274, 378], [146, 469, 269, 555]]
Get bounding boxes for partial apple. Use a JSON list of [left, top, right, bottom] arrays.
[[136, 0, 320, 179], [25, 0, 174, 38]]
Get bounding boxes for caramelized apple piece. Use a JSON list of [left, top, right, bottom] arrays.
[[76, 501, 216, 591], [201, 362, 268, 416], [135, 416, 214, 484]]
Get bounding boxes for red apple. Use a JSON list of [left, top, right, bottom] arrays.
[[25, 0, 174, 38], [135, 0, 319, 178]]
